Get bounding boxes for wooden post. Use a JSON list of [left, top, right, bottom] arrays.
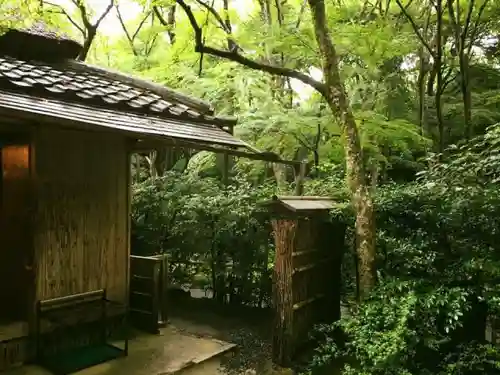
[[158, 254, 169, 326], [223, 125, 234, 186], [267, 196, 345, 367], [152, 261, 161, 333], [223, 152, 229, 186], [272, 219, 297, 366]]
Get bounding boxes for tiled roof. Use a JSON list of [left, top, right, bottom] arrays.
[[0, 91, 247, 148], [0, 56, 223, 124], [0, 27, 249, 152]]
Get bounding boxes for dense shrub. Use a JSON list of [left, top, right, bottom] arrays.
[[132, 125, 500, 373], [306, 183, 500, 375], [306, 126, 500, 374], [131, 172, 275, 306]]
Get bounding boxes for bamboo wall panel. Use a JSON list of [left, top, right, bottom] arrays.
[[272, 215, 344, 367], [34, 128, 129, 303]]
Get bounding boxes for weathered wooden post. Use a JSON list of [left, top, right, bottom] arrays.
[[158, 253, 169, 326], [264, 196, 345, 367]]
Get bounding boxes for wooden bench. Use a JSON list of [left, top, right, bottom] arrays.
[[36, 289, 128, 375]]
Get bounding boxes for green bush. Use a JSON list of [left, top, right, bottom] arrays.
[[306, 125, 500, 374], [131, 172, 275, 305], [307, 185, 500, 375]]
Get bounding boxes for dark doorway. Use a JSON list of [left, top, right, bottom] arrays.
[[0, 135, 32, 325]]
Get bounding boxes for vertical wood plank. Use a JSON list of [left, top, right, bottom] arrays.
[[34, 127, 129, 304]]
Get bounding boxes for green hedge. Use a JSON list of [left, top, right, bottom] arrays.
[[131, 173, 275, 306]]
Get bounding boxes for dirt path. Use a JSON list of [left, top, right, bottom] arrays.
[[168, 297, 274, 375]]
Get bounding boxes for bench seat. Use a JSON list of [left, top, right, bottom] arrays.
[[36, 289, 129, 375]]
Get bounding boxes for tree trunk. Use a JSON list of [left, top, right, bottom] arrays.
[[167, 5, 177, 44], [148, 151, 158, 178], [417, 47, 429, 134], [461, 54, 472, 139], [273, 163, 288, 191], [308, 0, 376, 297], [78, 27, 96, 61], [435, 0, 445, 154], [172, 0, 377, 297], [447, 0, 473, 139]]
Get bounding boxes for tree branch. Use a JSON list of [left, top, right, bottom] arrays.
[[72, 0, 91, 29], [95, 0, 114, 28], [44, 1, 85, 35], [145, 33, 159, 55], [132, 11, 152, 40], [466, 0, 490, 56], [153, 5, 177, 45], [295, 0, 307, 28], [116, 3, 152, 55], [175, 0, 326, 95], [462, 0, 475, 44], [72, 0, 113, 30], [115, 4, 135, 52], [222, 0, 236, 51], [153, 5, 168, 25], [193, 0, 231, 33], [447, 0, 462, 50], [395, 0, 436, 58], [189, 0, 239, 51]]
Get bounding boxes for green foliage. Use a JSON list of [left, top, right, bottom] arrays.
[[422, 123, 500, 189], [307, 126, 500, 374], [132, 172, 275, 304], [310, 281, 500, 375], [19, 1, 500, 372], [82, 0, 435, 181]]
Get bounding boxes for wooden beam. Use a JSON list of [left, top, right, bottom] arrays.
[[277, 196, 335, 201], [0, 108, 297, 166], [133, 138, 301, 166]]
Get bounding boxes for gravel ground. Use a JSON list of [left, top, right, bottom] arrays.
[[219, 326, 273, 375], [168, 297, 274, 375]]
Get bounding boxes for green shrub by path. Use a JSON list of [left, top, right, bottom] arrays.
[[131, 127, 500, 374], [131, 173, 275, 306], [305, 125, 500, 375]]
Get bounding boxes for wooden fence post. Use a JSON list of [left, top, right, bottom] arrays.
[[272, 219, 297, 366], [265, 196, 345, 367], [158, 253, 169, 326]]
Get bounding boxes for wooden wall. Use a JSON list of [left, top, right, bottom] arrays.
[[33, 127, 129, 303]]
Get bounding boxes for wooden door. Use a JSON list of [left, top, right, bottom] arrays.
[[0, 142, 32, 321]]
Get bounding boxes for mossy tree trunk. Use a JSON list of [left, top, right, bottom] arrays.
[[174, 0, 378, 296], [307, 0, 376, 296]]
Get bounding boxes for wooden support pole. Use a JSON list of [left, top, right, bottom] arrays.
[[223, 152, 229, 186], [159, 254, 169, 326], [272, 219, 297, 367], [222, 124, 233, 186], [267, 196, 345, 367]]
